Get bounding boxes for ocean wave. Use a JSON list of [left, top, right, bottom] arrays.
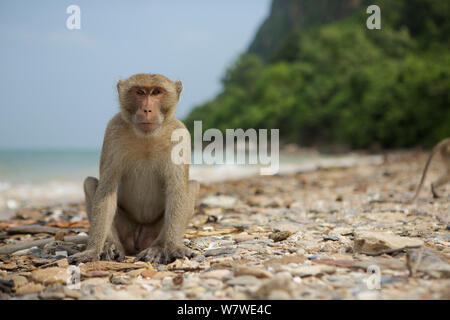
[[0, 154, 383, 219], [0, 180, 84, 219]]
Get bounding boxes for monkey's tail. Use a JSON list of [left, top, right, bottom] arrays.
[[409, 138, 450, 203]]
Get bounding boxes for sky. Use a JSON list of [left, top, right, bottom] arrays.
[[0, 0, 271, 149]]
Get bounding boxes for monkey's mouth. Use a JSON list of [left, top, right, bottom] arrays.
[[138, 122, 160, 131]]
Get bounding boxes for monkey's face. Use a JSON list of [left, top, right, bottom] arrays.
[[117, 74, 183, 136], [128, 86, 165, 134]]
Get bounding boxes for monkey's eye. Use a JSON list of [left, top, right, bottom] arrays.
[[136, 89, 146, 96], [151, 88, 161, 96]]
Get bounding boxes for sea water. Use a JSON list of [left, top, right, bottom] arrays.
[[0, 149, 375, 219]]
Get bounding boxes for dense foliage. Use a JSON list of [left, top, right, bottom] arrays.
[[185, 0, 450, 148]]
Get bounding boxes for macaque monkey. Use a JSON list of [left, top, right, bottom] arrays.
[[409, 138, 450, 203], [69, 74, 199, 264]]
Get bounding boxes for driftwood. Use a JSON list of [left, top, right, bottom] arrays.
[[6, 225, 88, 235], [0, 235, 88, 255], [0, 279, 14, 293], [361, 245, 423, 257]]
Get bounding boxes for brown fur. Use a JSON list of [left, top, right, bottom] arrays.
[[409, 138, 450, 203], [69, 74, 198, 264]]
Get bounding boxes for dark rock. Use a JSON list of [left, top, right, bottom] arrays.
[[204, 247, 235, 257], [0, 279, 14, 294], [323, 235, 340, 241], [269, 231, 292, 242]]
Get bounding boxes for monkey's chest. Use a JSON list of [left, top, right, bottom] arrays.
[[117, 167, 166, 224]]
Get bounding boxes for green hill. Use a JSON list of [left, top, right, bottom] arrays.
[[185, 0, 450, 148]]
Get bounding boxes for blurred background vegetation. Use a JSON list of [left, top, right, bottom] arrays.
[[184, 0, 450, 150]]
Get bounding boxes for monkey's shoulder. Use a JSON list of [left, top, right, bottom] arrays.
[[166, 117, 188, 131]]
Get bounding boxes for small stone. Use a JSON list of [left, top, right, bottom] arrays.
[[185, 286, 206, 298], [31, 267, 70, 284], [4, 275, 27, 288], [290, 265, 336, 278], [32, 258, 54, 267], [54, 231, 65, 241], [11, 246, 39, 255], [201, 196, 237, 208], [167, 258, 201, 271], [0, 279, 14, 293], [151, 271, 177, 280], [204, 247, 235, 257], [264, 255, 306, 267], [55, 250, 68, 257], [227, 275, 261, 287], [40, 291, 65, 300], [63, 287, 83, 299], [141, 269, 158, 278], [353, 231, 423, 254], [84, 270, 110, 278], [173, 275, 184, 286], [233, 265, 272, 279], [56, 259, 69, 268], [268, 290, 291, 299], [323, 235, 340, 241], [111, 275, 132, 285], [269, 231, 292, 242], [253, 272, 295, 299], [407, 248, 450, 279], [162, 276, 173, 287], [195, 255, 206, 263], [0, 262, 17, 270], [80, 261, 142, 273], [200, 279, 223, 291], [15, 283, 44, 296], [200, 269, 232, 280]]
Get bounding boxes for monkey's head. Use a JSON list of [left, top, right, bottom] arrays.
[[117, 73, 183, 136]]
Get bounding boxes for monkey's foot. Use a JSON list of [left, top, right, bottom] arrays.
[[135, 245, 196, 264], [68, 249, 98, 265], [100, 242, 125, 262], [431, 185, 441, 199], [68, 244, 124, 265]]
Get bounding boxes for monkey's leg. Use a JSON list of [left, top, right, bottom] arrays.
[[135, 180, 199, 264], [184, 180, 199, 228], [68, 177, 124, 264], [84, 176, 125, 260], [431, 172, 450, 198]]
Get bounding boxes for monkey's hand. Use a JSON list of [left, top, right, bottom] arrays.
[[100, 242, 125, 262], [135, 244, 196, 264], [68, 243, 124, 265], [68, 249, 99, 265]]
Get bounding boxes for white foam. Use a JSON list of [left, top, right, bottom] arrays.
[[0, 180, 84, 218], [0, 154, 383, 218]]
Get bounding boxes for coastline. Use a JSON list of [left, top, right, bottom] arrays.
[[0, 150, 449, 300], [0, 152, 384, 219]]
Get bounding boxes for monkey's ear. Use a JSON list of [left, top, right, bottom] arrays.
[[117, 79, 123, 92], [174, 80, 183, 97]]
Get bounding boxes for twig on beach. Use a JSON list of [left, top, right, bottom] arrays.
[[0, 235, 88, 255], [361, 245, 423, 257], [6, 225, 88, 235]]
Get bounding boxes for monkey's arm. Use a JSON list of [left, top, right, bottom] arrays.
[[85, 169, 120, 256], [69, 128, 122, 264], [160, 163, 192, 247]]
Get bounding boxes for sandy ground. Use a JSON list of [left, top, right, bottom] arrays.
[[0, 150, 449, 300]]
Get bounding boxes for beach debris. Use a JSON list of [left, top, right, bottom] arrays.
[[269, 231, 292, 242], [353, 231, 423, 254], [0, 150, 448, 299], [406, 248, 450, 279], [233, 265, 272, 279]]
